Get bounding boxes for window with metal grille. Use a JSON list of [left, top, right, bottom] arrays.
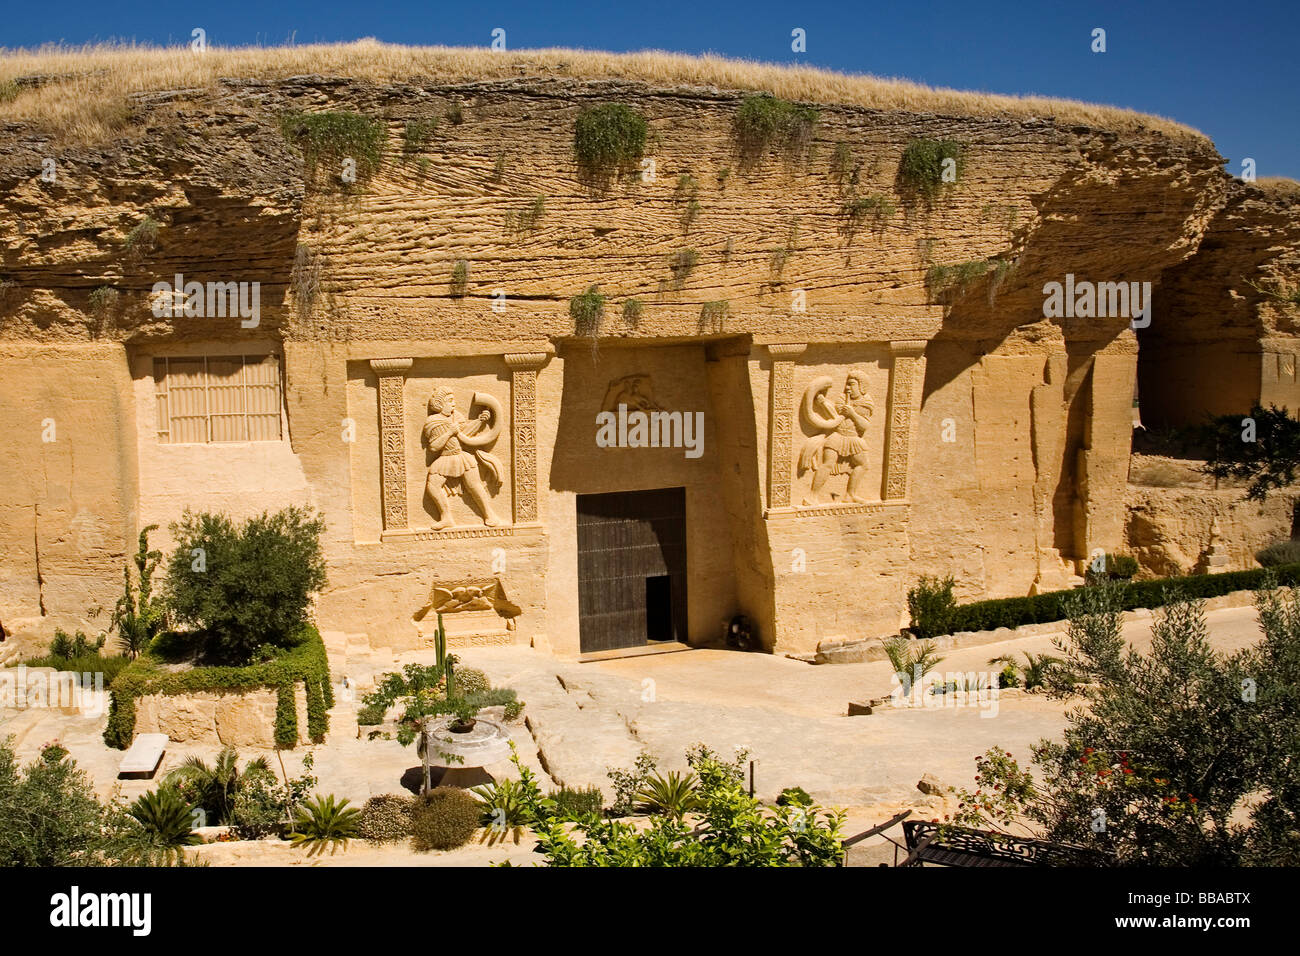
[[153, 355, 284, 444]]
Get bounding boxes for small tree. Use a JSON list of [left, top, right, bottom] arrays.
[[166, 507, 327, 663], [1197, 403, 1300, 501], [906, 575, 957, 639], [111, 524, 165, 658], [950, 580, 1300, 865]]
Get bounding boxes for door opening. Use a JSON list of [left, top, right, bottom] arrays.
[[577, 487, 688, 654]]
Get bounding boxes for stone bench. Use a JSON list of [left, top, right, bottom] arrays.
[[118, 733, 168, 779]]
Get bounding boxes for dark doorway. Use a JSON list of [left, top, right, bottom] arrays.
[[645, 576, 673, 643], [577, 487, 688, 654]]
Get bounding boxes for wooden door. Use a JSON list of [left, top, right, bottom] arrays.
[[577, 487, 688, 653]]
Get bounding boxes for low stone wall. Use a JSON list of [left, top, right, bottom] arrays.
[[133, 685, 311, 749]]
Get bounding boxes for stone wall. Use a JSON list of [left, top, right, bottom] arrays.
[[133, 686, 311, 750]]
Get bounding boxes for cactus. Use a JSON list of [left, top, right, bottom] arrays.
[[434, 612, 457, 698]]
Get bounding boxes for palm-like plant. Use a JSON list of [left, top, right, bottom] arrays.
[[289, 794, 361, 857], [1021, 651, 1064, 689], [129, 788, 202, 854], [471, 779, 533, 845], [636, 771, 700, 819], [882, 635, 945, 682], [164, 746, 271, 825]]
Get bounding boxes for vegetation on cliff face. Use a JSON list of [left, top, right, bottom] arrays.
[[573, 103, 647, 180], [733, 95, 819, 164], [279, 110, 386, 178]]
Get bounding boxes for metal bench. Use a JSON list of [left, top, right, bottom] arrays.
[[901, 819, 1107, 867]]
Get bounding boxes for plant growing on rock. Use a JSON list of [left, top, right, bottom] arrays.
[[733, 95, 819, 165], [669, 247, 699, 288], [897, 138, 965, 202], [449, 259, 469, 298], [402, 118, 438, 155], [621, 297, 644, 326], [278, 110, 386, 180], [570, 284, 606, 337], [926, 260, 992, 302], [841, 193, 895, 239], [573, 103, 647, 183], [123, 216, 159, 260], [699, 299, 728, 333]]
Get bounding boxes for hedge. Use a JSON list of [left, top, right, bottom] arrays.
[[941, 562, 1300, 637], [103, 625, 332, 750]]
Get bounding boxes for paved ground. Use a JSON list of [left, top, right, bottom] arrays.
[[0, 602, 1268, 865]]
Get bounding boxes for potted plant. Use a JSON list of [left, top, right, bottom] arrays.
[[448, 698, 478, 734]]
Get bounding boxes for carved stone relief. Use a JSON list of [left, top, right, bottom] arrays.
[[797, 370, 876, 504], [370, 358, 413, 531], [421, 387, 505, 529], [602, 373, 664, 412]]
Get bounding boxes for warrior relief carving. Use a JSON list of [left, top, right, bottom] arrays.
[[422, 387, 505, 529], [798, 370, 875, 504]]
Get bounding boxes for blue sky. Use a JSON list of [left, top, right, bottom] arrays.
[[3, 0, 1297, 177]]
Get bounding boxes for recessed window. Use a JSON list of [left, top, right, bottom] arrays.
[[153, 355, 283, 444]]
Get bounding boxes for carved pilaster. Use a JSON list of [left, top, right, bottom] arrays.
[[370, 358, 413, 531], [504, 353, 547, 524], [766, 344, 806, 509], [882, 342, 925, 500]]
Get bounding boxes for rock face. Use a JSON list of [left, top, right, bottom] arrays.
[[0, 47, 1297, 657], [133, 688, 310, 749]]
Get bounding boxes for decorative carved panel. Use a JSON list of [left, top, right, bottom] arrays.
[[883, 342, 925, 500], [766, 344, 806, 509], [370, 358, 413, 531], [505, 352, 547, 524]]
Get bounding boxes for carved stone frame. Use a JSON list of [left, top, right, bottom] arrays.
[[370, 358, 413, 531]]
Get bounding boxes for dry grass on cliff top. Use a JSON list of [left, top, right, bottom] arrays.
[[0, 40, 1204, 145]]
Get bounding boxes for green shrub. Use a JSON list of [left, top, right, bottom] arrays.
[[700, 300, 728, 332], [897, 138, 965, 201], [622, 298, 644, 325], [279, 111, 386, 178], [570, 284, 606, 337], [22, 652, 131, 687], [607, 752, 658, 816], [123, 217, 160, 257], [87, 286, 120, 316], [1258, 540, 1300, 567], [357, 702, 385, 725], [502, 699, 525, 721], [164, 747, 270, 825], [1088, 553, 1140, 581], [411, 786, 482, 850], [549, 785, 604, 819], [358, 794, 414, 842], [926, 260, 991, 301], [128, 788, 201, 850], [637, 771, 699, 819], [829, 141, 854, 184], [943, 562, 1300, 637], [669, 247, 698, 288], [776, 786, 813, 808], [402, 118, 438, 155], [907, 575, 957, 639], [304, 676, 327, 743], [449, 259, 468, 298], [289, 794, 361, 856], [536, 747, 843, 866], [453, 667, 489, 696], [103, 625, 331, 750], [841, 193, 895, 237], [734, 95, 819, 163], [507, 194, 546, 231], [573, 104, 647, 179], [165, 506, 327, 664], [111, 525, 165, 659]]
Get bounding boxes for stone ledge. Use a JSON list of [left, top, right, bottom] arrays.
[[764, 500, 910, 520], [379, 523, 546, 542]]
